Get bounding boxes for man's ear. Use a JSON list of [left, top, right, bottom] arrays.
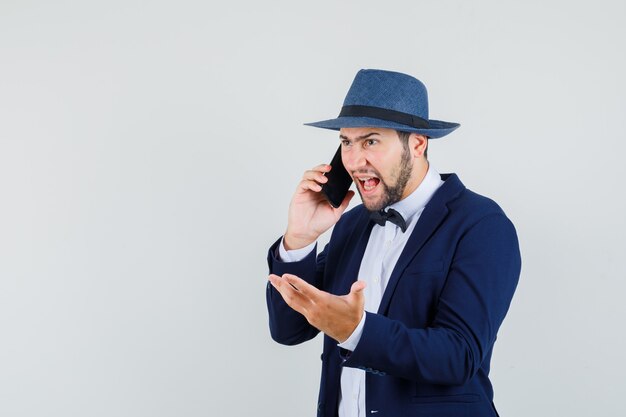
[[410, 134, 428, 158]]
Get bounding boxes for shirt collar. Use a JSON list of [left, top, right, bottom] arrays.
[[387, 164, 444, 223]]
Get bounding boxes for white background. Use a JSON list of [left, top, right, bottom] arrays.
[[1, 1, 625, 416]]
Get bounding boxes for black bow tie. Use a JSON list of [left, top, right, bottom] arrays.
[[370, 208, 407, 232]]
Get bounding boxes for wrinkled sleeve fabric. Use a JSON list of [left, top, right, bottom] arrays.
[[342, 214, 521, 385]]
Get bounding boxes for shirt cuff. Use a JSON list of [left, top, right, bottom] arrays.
[[337, 311, 366, 351], [277, 237, 316, 262]]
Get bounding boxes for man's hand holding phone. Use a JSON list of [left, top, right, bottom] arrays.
[[283, 162, 354, 251]]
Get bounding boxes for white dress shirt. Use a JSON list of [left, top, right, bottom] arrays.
[[279, 165, 444, 417]]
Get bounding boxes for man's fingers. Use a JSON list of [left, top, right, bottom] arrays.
[[301, 164, 331, 185], [269, 274, 313, 312], [297, 165, 331, 194], [269, 274, 292, 294], [311, 164, 332, 173], [268, 274, 278, 288], [302, 168, 329, 183], [283, 274, 321, 300], [297, 179, 324, 193], [349, 280, 366, 307]]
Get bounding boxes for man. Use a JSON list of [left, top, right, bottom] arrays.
[[266, 69, 521, 417]]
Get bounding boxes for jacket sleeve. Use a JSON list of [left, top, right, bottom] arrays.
[[266, 237, 327, 345], [342, 214, 521, 385]]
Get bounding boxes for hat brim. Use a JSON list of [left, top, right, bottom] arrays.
[[304, 116, 460, 139]]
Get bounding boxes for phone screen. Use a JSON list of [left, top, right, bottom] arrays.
[[321, 145, 353, 208]]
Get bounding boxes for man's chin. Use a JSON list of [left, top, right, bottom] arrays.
[[361, 196, 386, 213], [357, 187, 390, 212]]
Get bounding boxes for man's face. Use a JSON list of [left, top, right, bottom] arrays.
[[340, 127, 415, 212]]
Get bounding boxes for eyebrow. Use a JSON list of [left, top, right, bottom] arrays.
[[339, 132, 381, 141]]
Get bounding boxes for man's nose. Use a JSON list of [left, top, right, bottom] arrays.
[[342, 147, 366, 171]]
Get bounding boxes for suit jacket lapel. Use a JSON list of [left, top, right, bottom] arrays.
[[378, 174, 465, 315]]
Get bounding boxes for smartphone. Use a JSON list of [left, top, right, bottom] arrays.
[[321, 145, 353, 208]]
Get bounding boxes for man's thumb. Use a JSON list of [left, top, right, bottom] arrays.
[[350, 280, 366, 295]]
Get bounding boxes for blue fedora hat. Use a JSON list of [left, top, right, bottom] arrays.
[[305, 69, 460, 139]]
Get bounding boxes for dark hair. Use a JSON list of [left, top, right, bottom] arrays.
[[396, 130, 428, 159]]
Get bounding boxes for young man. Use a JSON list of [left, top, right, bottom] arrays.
[[266, 69, 521, 417]]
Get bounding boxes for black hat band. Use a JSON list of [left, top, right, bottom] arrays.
[[338, 105, 430, 129]]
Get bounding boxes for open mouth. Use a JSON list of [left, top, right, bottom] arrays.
[[357, 176, 381, 192]]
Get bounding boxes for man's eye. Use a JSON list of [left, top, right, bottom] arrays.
[[366, 139, 377, 146], [341, 140, 351, 147]]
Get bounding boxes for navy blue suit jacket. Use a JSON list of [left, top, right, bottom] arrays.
[[267, 174, 521, 417]]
